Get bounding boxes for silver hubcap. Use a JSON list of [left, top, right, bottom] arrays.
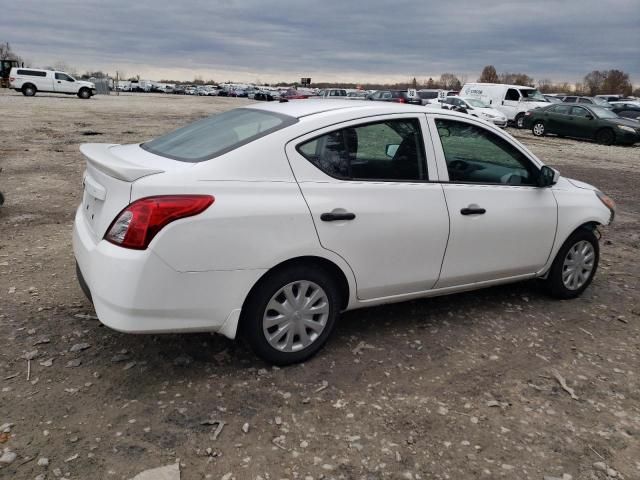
[[263, 281, 330, 352], [562, 240, 595, 290], [533, 123, 544, 135]]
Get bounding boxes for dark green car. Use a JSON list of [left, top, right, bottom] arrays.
[[523, 104, 640, 145]]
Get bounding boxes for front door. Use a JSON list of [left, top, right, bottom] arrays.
[[54, 72, 77, 93], [286, 115, 450, 300], [429, 116, 557, 288], [568, 106, 597, 139], [501, 88, 521, 121]]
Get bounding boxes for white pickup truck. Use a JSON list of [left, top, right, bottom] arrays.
[[9, 67, 96, 99]]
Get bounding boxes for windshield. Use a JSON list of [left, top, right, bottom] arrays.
[[142, 108, 298, 162], [520, 89, 547, 102], [465, 98, 490, 108], [590, 106, 619, 119], [592, 97, 612, 107]]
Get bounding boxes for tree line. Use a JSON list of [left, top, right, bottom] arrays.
[[2, 42, 637, 96]]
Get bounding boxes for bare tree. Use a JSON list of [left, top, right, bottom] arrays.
[[537, 78, 554, 93], [601, 69, 632, 95], [440, 73, 461, 90], [499, 72, 534, 86], [583, 70, 606, 96], [479, 65, 499, 83]]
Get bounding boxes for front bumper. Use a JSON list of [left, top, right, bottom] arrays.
[[72, 206, 265, 337]]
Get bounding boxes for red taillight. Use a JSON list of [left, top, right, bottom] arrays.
[[105, 195, 214, 250], [397, 97, 406, 103]]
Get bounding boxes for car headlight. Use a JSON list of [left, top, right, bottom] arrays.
[[596, 190, 616, 221], [617, 125, 635, 133], [483, 113, 496, 119]]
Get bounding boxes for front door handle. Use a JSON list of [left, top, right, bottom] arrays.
[[321, 212, 356, 222], [460, 207, 486, 215]]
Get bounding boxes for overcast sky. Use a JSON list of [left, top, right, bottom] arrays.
[[2, 0, 639, 85]]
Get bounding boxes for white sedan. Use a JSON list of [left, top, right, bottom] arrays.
[[73, 101, 615, 365], [440, 96, 508, 127]]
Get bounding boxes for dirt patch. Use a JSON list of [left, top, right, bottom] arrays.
[[0, 90, 638, 480]]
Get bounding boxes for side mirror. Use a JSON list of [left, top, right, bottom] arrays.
[[385, 144, 400, 157], [538, 165, 559, 187], [585, 114, 593, 120]]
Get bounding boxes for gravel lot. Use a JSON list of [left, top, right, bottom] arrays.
[[0, 90, 639, 480]]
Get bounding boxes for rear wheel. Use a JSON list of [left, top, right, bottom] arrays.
[[595, 128, 615, 145], [241, 265, 341, 365], [532, 121, 545, 136], [22, 84, 36, 97], [543, 228, 599, 299]]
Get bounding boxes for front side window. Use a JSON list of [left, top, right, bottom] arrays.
[[435, 119, 537, 186], [142, 108, 298, 162], [505, 89, 520, 101], [297, 119, 427, 181], [55, 73, 73, 81], [570, 106, 591, 117]]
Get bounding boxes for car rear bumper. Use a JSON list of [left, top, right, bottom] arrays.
[[72, 206, 265, 338]]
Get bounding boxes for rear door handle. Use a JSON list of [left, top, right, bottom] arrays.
[[321, 212, 356, 221], [460, 207, 486, 215]]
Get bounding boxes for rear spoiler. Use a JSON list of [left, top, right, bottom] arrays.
[[80, 143, 165, 182]]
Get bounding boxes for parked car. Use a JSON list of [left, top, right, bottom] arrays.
[[253, 90, 277, 101], [524, 103, 639, 145], [544, 95, 563, 103], [73, 100, 615, 365], [318, 89, 347, 98], [367, 90, 422, 105], [173, 86, 186, 95], [460, 83, 550, 128], [345, 90, 368, 100], [280, 89, 310, 100], [561, 96, 612, 108], [609, 102, 640, 120], [441, 97, 508, 127], [9, 67, 96, 99], [416, 89, 440, 105]]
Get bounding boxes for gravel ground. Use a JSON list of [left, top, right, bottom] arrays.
[[0, 90, 639, 480]]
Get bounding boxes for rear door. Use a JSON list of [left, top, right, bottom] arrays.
[[545, 104, 572, 135], [428, 115, 557, 287], [286, 114, 450, 300]]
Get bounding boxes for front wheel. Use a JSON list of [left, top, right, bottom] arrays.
[[78, 88, 91, 99], [543, 228, 599, 299], [595, 128, 615, 146], [532, 121, 545, 136], [241, 265, 341, 365]]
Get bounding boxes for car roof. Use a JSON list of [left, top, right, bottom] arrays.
[[245, 99, 481, 122]]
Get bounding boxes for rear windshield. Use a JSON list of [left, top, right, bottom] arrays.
[[142, 108, 298, 162], [418, 91, 438, 99]]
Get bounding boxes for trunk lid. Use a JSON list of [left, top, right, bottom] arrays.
[[79, 143, 188, 242]]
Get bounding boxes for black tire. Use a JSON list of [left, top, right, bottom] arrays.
[[595, 128, 615, 146], [515, 113, 525, 129], [78, 88, 91, 99], [543, 228, 599, 299], [532, 120, 545, 137], [22, 84, 36, 97], [240, 264, 342, 365]]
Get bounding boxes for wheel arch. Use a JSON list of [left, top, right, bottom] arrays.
[[538, 220, 602, 278], [242, 255, 352, 313]]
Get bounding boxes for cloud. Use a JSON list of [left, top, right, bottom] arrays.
[[2, 0, 639, 84]]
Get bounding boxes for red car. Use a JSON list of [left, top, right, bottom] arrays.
[[281, 89, 310, 100]]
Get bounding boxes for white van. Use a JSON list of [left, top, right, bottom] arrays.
[[460, 83, 549, 128], [9, 68, 96, 99]]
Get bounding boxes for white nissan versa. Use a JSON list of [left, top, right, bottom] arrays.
[[73, 101, 616, 365]]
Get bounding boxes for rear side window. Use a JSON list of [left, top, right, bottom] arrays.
[[142, 108, 298, 162], [550, 105, 570, 114], [17, 69, 47, 77], [297, 119, 427, 181]]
